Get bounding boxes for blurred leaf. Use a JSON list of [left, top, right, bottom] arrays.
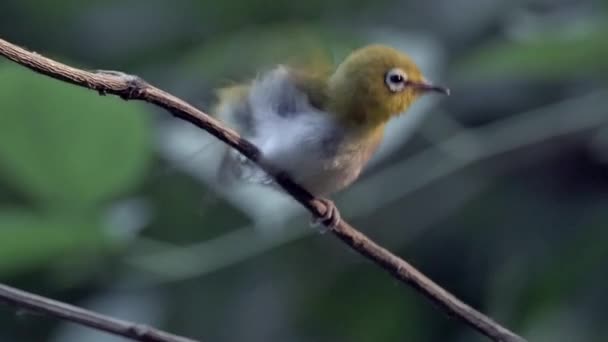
[[302, 268, 429, 342], [516, 209, 608, 324], [192, 0, 384, 36], [0, 209, 111, 276], [456, 24, 608, 79], [487, 201, 608, 330], [16, 0, 102, 22], [182, 24, 362, 84], [0, 63, 152, 207]]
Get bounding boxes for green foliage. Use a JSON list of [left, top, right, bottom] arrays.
[[456, 23, 608, 79], [516, 209, 608, 326], [16, 0, 105, 22], [0, 62, 152, 277], [191, 0, 384, 34], [0, 209, 110, 276], [302, 268, 428, 342], [0, 64, 152, 207]]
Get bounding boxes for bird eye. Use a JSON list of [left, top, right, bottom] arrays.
[[385, 68, 408, 92], [389, 74, 403, 83]]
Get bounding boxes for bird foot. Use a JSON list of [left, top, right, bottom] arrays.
[[93, 69, 146, 99], [309, 198, 341, 231]]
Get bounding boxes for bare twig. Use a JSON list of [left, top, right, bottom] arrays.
[[127, 90, 608, 284], [0, 37, 526, 342], [0, 284, 198, 342]]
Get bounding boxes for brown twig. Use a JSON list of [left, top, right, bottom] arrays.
[[0, 37, 527, 342], [0, 284, 198, 342]]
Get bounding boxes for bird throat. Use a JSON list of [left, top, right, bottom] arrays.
[[331, 98, 393, 131]]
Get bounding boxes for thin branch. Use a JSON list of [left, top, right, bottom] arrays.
[[0, 37, 526, 342], [0, 284, 198, 342], [126, 89, 608, 284]]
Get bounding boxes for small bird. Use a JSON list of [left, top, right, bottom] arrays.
[[214, 44, 449, 227]]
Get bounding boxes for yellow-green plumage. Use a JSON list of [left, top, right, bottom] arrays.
[[214, 44, 447, 198], [326, 45, 425, 126]]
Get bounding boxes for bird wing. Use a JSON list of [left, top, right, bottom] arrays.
[[213, 84, 254, 136], [213, 65, 333, 186], [212, 84, 257, 184]]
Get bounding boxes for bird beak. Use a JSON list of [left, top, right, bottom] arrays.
[[410, 80, 450, 96]]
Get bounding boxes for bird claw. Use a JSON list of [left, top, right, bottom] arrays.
[[93, 69, 146, 99], [309, 198, 341, 231]]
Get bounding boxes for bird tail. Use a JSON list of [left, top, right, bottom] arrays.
[[217, 147, 272, 187], [212, 84, 270, 185]]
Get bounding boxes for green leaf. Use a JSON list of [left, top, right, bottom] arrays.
[[0, 209, 112, 276], [302, 268, 429, 342], [455, 24, 608, 80], [191, 0, 383, 37], [0, 63, 152, 206], [515, 210, 608, 325]]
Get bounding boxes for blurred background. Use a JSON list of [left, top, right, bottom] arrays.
[[0, 0, 607, 341]]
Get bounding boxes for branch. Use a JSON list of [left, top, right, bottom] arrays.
[[0, 37, 526, 342], [0, 284, 198, 342], [127, 89, 608, 285]]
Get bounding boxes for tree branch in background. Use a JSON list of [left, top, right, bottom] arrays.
[[0, 37, 526, 342], [0, 284, 198, 342]]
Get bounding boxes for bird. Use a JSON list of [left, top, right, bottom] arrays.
[[213, 44, 449, 228]]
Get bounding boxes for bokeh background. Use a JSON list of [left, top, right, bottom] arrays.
[[1, 0, 607, 341]]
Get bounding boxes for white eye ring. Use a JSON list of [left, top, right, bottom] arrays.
[[385, 68, 408, 92]]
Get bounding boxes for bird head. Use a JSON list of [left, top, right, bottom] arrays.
[[328, 45, 449, 128]]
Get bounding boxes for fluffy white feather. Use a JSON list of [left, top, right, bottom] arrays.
[[218, 66, 376, 196]]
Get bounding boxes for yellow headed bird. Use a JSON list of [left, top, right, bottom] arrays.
[[214, 45, 449, 227]]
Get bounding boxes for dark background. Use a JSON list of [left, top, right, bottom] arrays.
[[0, 0, 607, 341]]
